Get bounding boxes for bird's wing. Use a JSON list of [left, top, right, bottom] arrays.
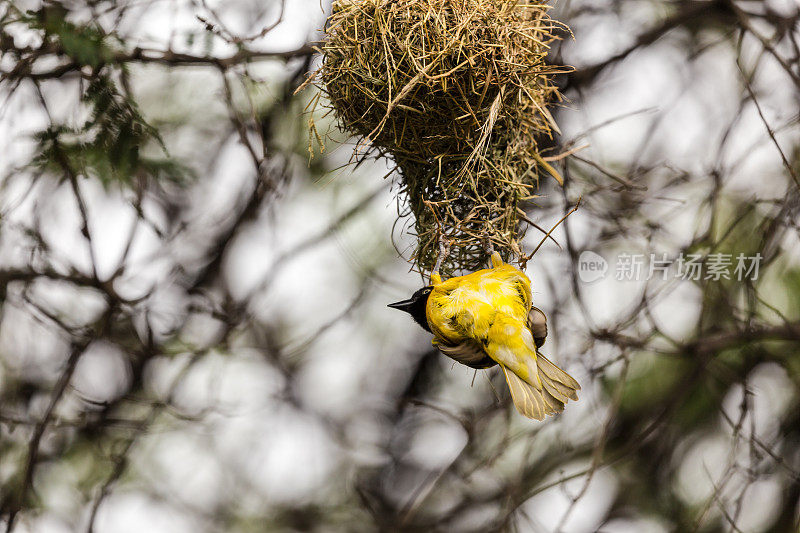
[[482, 312, 580, 420], [435, 306, 546, 369], [435, 339, 496, 369], [523, 308, 580, 401], [527, 306, 547, 347]]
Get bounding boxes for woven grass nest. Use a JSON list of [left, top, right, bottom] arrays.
[[316, 0, 570, 274]]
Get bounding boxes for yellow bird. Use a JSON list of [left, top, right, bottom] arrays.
[[389, 252, 580, 420]]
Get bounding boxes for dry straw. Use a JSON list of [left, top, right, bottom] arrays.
[[314, 0, 570, 274]]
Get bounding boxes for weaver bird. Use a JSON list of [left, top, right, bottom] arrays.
[[389, 252, 580, 420]]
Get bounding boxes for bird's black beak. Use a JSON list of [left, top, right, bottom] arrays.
[[388, 298, 414, 313]]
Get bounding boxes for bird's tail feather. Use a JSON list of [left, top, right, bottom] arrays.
[[537, 353, 580, 402], [500, 354, 580, 420]]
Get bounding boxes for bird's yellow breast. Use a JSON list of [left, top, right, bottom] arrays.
[[426, 264, 531, 344]]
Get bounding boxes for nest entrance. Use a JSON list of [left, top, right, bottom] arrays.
[[318, 0, 570, 274]]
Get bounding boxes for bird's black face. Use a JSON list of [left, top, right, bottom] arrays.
[[388, 286, 433, 332]]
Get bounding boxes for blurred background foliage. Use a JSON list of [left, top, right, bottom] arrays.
[[1, 0, 799, 532]]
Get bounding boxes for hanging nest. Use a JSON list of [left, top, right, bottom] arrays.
[[315, 0, 570, 274]]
